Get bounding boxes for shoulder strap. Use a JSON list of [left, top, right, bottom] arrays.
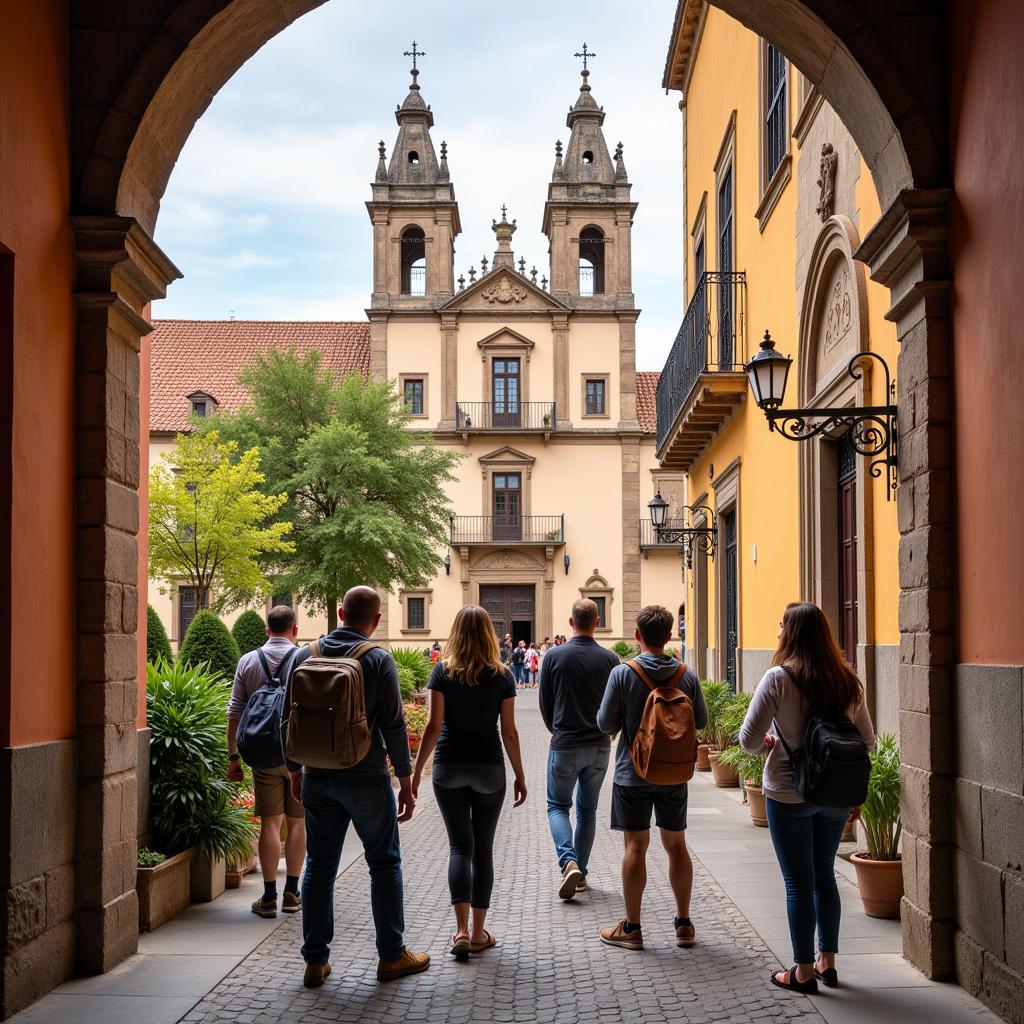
[[349, 640, 381, 660], [626, 658, 657, 691], [771, 718, 796, 759], [309, 639, 320, 659], [256, 649, 273, 683]]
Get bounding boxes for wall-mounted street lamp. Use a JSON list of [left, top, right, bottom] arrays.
[[563, 553, 571, 575], [648, 493, 717, 571], [444, 552, 452, 576], [744, 330, 898, 499]]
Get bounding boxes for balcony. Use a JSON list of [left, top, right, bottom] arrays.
[[655, 271, 748, 470], [450, 515, 565, 545], [455, 402, 557, 432], [638, 518, 688, 551]]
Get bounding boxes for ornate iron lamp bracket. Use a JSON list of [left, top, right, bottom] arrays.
[[656, 505, 717, 571], [763, 352, 898, 500]]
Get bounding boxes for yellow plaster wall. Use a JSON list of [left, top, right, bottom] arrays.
[[386, 318, 444, 423]]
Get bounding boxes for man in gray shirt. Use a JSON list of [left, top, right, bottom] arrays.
[[596, 604, 707, 952]]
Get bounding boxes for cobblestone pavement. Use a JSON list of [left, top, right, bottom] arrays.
[[181, 691, 823, 1024]]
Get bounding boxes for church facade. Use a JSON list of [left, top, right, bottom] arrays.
[[148, 64, 684, 648]]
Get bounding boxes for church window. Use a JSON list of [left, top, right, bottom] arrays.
[[408, 150, 419, 164], [400, 226, 426, 295], [762, 43, 788, 183], [578, 227, 605, 295], [582, 151, 594, 164], [402, 376, 426, 416], [585, 377, 607, 416], [400, 589, 432, 633]]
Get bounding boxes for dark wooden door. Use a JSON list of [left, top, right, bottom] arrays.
[[723, 510, 738, 690], [838, 435, 859, 666], [492, 472, 522, 541], [492, 357, 521, 428], [479, 585, 535, 642]]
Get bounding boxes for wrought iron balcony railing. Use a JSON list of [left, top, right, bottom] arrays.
[[455, 402, 557, 431], [638, 518, 689, 550], [655, 271, 747, 450], [450, 515, 565, 545]]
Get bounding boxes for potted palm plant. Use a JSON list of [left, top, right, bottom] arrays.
[[715, 746, 767, 826], [697, 680, 731, 772], [707, 691, 751, 788], [851, 733, 903, 918]]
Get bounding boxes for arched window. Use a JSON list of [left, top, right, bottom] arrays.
[[578, 227, 605, 296], [582, 150, 594, 164], [408, 150, 419, 165], [400, 225, 426, 295]]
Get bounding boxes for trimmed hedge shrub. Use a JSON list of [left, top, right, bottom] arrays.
[[232, 610, 267, 656], [178, 610, 241, 682], [146, 604, 173, 665]]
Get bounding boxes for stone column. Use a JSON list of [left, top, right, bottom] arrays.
[[620, 437, 642, 636], [440, 312, 458, 429], [552, 313, 570, 424], [72, 216, 180, 973], [856, 189, 955, 980], [617, 312, 639, 428], [369, 310, 388, 381]]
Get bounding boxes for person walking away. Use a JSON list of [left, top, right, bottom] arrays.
[[283, 586, 429, 987], [539, 599, 620, 900], [500, 634, 513, 669], [411, 606, 527, 960], [739, 602, 875, 994], [430, 641, 442, 666], [511, 640, 527, 686], [527, 642, 539, 687], [228, 605, 305, 918], [596, 604, 707, 951]]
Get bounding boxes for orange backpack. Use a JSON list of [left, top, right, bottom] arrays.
[[627, 660, 698, 785]]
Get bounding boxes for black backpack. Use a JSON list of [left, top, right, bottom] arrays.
[[774, 678, 871, 807], [236, 648, 299, 770]]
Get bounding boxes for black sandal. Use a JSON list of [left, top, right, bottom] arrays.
[[770, 967, 818, 994], [814, 966, 838, 988]]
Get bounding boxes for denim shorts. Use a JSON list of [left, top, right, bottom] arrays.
[[432, 761, 506, 794]]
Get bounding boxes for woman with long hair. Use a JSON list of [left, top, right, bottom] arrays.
[[411, 606, 527, 961], [739, 602, 875, 994]]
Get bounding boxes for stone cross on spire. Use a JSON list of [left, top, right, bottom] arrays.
[[403, 40, 425, 85], [574, 42, 596, 72]]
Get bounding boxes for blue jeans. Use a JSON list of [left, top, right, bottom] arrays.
[[300, 771, 405, 964], [546, 745, 610, 874], [766, 798, 850, 964]]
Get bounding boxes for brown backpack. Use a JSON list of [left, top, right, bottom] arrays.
[[627, 660, 698, 785], [284, 639, 379, 770]]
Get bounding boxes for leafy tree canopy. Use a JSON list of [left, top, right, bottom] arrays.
[[232, 609, 268, 656], [146, 604, 173, 665], [202, 350, 463, 629], [148, 431, 294, 612], [177, 610, 241, 682]]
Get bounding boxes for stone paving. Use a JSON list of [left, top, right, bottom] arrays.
[[179, 692, 822, 1024]]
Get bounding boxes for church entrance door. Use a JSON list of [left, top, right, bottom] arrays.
[[480, 584, 535, 644]]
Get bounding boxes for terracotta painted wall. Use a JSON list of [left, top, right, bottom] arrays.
[[0, 0, 75, 745], [949, 0, 1024, 665]]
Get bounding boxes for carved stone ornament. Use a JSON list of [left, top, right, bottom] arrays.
[[823, 264, 852, 354], [475, 549, 538, 570], [816, 142, 838, 222], [482, 278, 528, 304]]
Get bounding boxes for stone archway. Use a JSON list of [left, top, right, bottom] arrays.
[[66, 0, 954, 988]]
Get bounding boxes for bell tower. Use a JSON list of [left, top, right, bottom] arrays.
[[367, 43, 461, 310], [541, 45, 636, 308]]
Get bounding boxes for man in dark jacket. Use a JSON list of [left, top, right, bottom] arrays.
[[284, 586, 429, 988], [538, 598, 620, 900]]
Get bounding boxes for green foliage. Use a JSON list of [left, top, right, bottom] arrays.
[[664, 645, 679, 660], [232, 610, 267, 656], [146, 658, 257, 864], [391, 646, 431, 688], [146, 604, 173, 665], [396, 664, 417, 702], [861, 733, 902, 861], [716, 745, 765, 787], [612, 640, 637, 659], [178, 611, 241, 682], [148, 431, 293, 612], [699, 679, 734, 745], [199, 350, 463, 629], [137, 848, 167, 868]]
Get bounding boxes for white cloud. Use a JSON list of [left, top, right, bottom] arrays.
[[209, 248, 291, 270]]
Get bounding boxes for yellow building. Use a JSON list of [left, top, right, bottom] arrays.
[[658, 2, 900, 734], [148, 63, 684, 649]]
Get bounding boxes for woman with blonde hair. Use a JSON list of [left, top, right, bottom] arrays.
[[411, 606, 527, 961]]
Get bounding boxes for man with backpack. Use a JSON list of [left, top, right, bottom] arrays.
[[227, 605, 305, 920], [282, 586, 429, 988], [596, 604, 708, 952]]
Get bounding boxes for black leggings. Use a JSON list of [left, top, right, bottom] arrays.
[[433, 775, 506, 909]]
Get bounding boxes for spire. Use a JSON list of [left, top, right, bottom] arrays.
[[375, 140, 387, 182], [438, 139, 449, 181], [614, 141, 628, 182], [491, 206, 517, 269], [552, 139, 564, 181], [552, 45, 616, 186], [384, 42, 447, 187]]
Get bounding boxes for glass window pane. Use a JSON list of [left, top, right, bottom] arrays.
[[408, 597, 425, 630]]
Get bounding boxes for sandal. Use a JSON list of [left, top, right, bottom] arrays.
[[469, 929, 496, 953], [814, 966, 838, 988], [450, 932, 471, 961], [769, 966, 818, 994]]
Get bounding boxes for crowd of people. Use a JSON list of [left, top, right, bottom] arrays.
[[227, 588, 875, 996]]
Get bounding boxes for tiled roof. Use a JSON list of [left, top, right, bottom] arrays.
[[149, 320, 370, 433], [636, 371, 660, 435]]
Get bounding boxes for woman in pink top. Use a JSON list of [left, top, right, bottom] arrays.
[[739, 602, 875, 995]]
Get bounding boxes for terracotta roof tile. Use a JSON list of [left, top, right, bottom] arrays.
[[149, 320, 370, 433], [635, 371, 660, 434]]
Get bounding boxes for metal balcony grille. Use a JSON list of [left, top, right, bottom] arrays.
[[455, 402, 557, 431], [450, 515, 565, 545], [655, 271, 746, 450], [638, 518, 689, 549]]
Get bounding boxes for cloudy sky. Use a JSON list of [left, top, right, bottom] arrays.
[[152, 0, 686, 370]]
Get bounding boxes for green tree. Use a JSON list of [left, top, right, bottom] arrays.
[[203, 349, 462, 630], [148, 431, 294, 612], [231, 609, 268, 656], [146, 604, 173, 665], [178, 610, 241, 681]]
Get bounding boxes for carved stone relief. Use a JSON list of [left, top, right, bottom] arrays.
[[823, 264, 852, 355], [482, 278, 528, 304], [816, 142, 837, 222], [474, 548, 541, 571]]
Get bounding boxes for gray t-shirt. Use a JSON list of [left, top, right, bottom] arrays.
[[597, 652, 708, 787]]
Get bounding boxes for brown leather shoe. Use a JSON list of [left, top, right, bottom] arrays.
[[282, 890, 301, 913], [675, 920, 696, 948], [576, 877, 588, 893], [559, 862, 583, 900], [250, 896, 277, 919], [377, 947, 430, 982], [303, 962, 331, 988], [600, 920, 643, 950]]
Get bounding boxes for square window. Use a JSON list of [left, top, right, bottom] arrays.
[[191, 400, 208, 417], [407, 597, 425, 631], [585, 378, 606, 416], [271, 592, 293, 608], [403, 378, 425, 416]]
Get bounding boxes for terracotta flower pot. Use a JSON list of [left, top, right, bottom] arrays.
[[695, 744, 712, 772], [744, 783, 768, 826], [707, 750, 739, 788], [851, 853, 903, 918], [189, 852, 227, 903], [138, 849, 193, 931]]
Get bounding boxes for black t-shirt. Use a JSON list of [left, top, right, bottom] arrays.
[[427, 662, 516, 765]]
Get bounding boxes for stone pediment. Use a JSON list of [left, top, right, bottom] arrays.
[[440, 267, 570, 312], [475, 326, 535, 359], [478, 445, 535, 470], [474, 548, 544, 571]]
